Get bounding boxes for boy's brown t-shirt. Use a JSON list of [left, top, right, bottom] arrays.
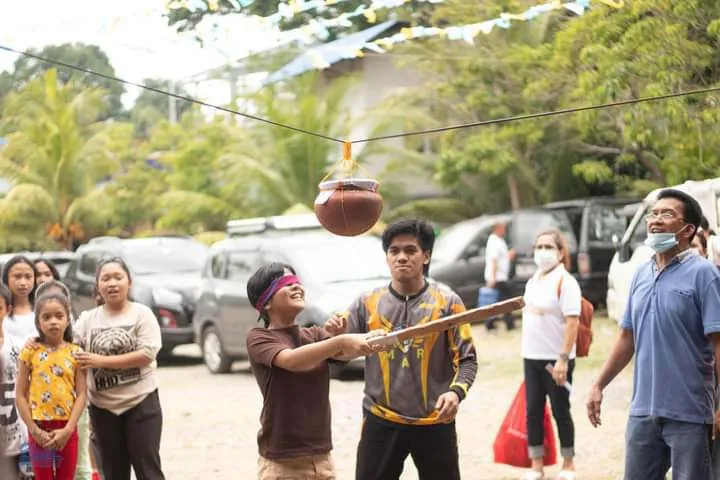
[[246, 325, 333, 460]]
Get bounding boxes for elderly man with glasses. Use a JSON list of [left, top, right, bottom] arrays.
[[586, 188, 720, 480]]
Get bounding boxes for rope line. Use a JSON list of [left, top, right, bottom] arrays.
[[0, 45, 346, 144], [349, 85, 720, 143], [2, 44, 720, 149]]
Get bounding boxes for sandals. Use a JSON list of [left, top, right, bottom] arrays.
[[557, 471, 576, 480]]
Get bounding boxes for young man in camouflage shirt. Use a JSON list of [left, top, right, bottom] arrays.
[[327, 219, 478, 479]]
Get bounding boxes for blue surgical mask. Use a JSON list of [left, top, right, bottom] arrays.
[[644, 226, 688, 253]]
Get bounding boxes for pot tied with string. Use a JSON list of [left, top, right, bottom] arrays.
[[314, 143, 383, 237]]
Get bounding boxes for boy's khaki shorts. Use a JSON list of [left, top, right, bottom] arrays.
[[258, 452, 335, 480]]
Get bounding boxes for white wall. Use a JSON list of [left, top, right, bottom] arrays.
[[325, 54, 445, 199]]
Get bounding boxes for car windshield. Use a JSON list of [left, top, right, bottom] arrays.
[[433, 221, 491, 263], [290, 238, 390, 284], [623, 204, 649, 248], [512, 211, 578, 252], [122, 242, 208, 275]]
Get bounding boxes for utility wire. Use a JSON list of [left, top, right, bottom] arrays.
[[349, 85, 720, 143], [0, 44, 346, 144], [2, 44, 720, 148]]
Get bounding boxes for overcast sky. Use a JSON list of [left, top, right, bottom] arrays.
[[0, 0, 279, 106]]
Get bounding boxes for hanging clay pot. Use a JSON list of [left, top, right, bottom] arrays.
[[314, 178, 383, 236]]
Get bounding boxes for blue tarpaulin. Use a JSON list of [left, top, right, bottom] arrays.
[[265, 20, 399, 85]]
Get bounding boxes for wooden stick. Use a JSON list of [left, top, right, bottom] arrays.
[[366, 296, 525, 347]]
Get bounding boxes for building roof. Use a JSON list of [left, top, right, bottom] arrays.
[[264, 20, 400, 85]]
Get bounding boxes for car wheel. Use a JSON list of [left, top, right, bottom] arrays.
[[157, 347, 174, 359], [201, 325, 232, 374]]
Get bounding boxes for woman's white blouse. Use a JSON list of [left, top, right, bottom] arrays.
[[521, 264, 582, 360]]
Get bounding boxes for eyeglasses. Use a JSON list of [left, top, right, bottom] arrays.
[[644, 210, 680, 222]]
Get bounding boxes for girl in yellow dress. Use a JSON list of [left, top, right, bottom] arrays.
[[15, 293, 87, 480]]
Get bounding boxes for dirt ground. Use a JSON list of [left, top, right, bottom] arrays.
[[155, 316, 634, 480]]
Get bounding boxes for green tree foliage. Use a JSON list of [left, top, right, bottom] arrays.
[[102, 153, 168, 237], [226, 71, 355, 215], [549, 0, 720, 194], [372, 0, 720, 216], [6, 0, 720, 250], [363, 1, 589, 213], [0, 69, 133, 249], [0, 43, 126, 118], [151, 109, 241, 232], [130, 79, 193, 138]]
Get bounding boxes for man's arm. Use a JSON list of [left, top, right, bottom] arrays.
[[485, 237, 498, 287], [587, 328, 634, 427], [699, 274, 720, 431], [324, 295, 369, 337], [447, 299, 478, 401], [596, 268, 641, 389], [712, 333, 720, 386], [450, 325, 478, 401], [587, 269, 639, 427], [435, 297, 477, 422], [711, 333, 720, 434], [594, 328, 635, 390], [330, 296, 371, 360], [487, 260, 497, 287]]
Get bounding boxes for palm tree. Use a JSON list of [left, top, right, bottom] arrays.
[[0, 69, 131, 249], [220, 71, 356, 215]]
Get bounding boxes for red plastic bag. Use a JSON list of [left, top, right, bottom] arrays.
[[493, 381, 557, 467]]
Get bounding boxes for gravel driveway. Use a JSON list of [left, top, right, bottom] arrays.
[[155, 321, 634, 480]]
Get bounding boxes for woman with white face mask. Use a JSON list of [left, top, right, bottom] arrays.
[[519, 229, 582, 480]]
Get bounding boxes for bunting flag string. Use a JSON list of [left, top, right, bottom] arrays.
[[264, 0, 445, 43], [283, 0, 622, 72], [181, 0, 622, 60], [185, 0, 448, 49], [166, 0, 442, 25], [361, 0, 621, 53]]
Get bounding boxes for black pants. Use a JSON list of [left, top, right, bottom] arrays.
[[524, 359, 575, 458], [91, 430, 104, 479], [89, 389, 165, 480], [356, 412, 460, 480], [485, 282, 516, 330]]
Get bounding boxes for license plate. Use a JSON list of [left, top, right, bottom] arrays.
[[515, 263, 536, 278]]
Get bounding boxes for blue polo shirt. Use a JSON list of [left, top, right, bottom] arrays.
[[622, 251, 720, 424]]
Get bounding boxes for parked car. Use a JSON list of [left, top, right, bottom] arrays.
[[226, 212, 325, 238], [0, 251, 77, 278], [541, 196, 639, 306], [429, 208, 578, 309], [63, 236, 209, 354], [193, 230, 391, 375]]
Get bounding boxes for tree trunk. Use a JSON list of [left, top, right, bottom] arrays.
[[507, 173, 521, 210], [634, 150, 666, 184]]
